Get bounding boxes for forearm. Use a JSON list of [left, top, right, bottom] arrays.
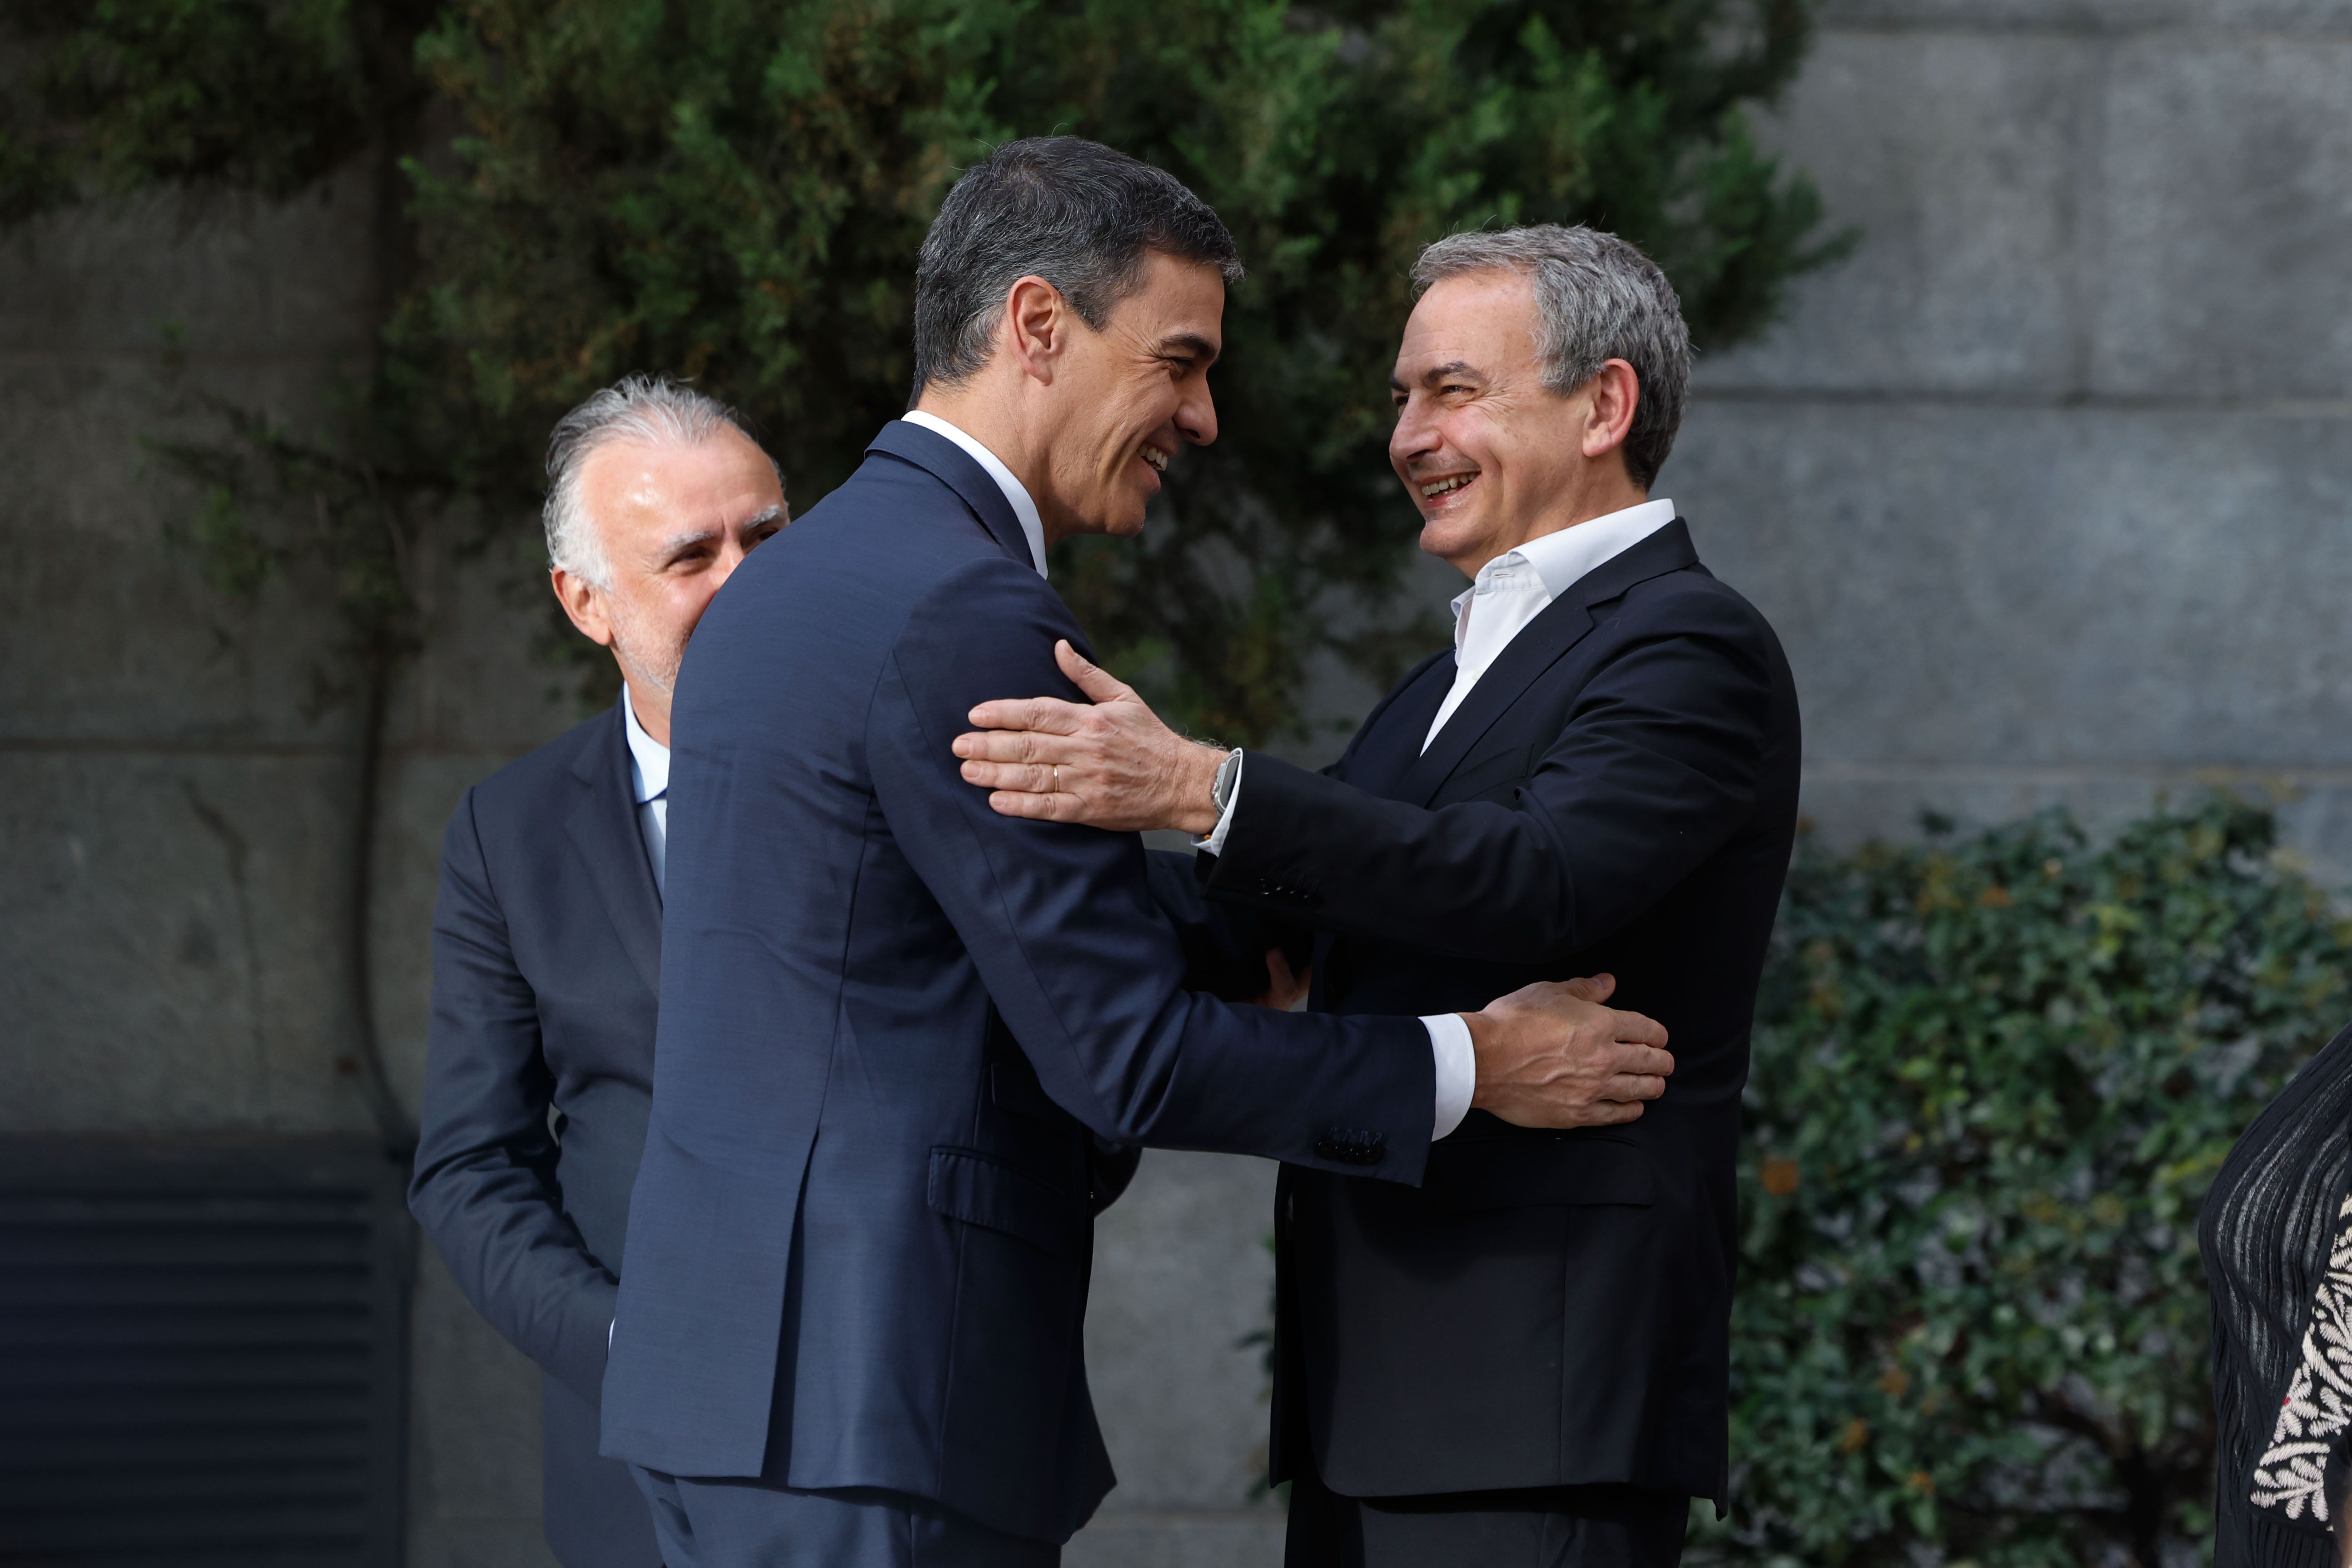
[[880, 568, 1440, 1181], [410, 1138, 621, 1403], [418, 809, 626, 1403], [1203, 754, 1584, 962], [1145, 847, 1312, 1001]]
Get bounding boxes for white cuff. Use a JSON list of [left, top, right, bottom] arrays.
[[1423, 1012, 1476, 1141], [1192, 750, 1243, 856]]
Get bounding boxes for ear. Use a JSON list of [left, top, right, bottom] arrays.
[[1580, 358, 1641, 461], [550, 567, 615, 647], [1003, 274, 1069, 387]]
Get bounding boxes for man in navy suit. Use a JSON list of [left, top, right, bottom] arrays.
[[598, 139, 1677, 1568], [955, 225, 1802, 1566], [409, 376, 788, 1568]]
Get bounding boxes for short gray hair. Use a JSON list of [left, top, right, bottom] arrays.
[[1411, 225, 1691, 489], [543, 375, 778, 586], [911, 137, 1244, 397]]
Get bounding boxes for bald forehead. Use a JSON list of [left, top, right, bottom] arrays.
[[577, 428, 783, 547]]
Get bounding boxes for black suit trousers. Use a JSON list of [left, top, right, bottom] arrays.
[[1285, 1466, 1688, 1568]]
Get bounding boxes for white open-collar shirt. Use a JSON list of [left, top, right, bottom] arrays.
[[900, 412, 1480, 1139]]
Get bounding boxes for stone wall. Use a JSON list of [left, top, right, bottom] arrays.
[[3, 0, 2347, 1562], [1676, 0, 2352, 881]]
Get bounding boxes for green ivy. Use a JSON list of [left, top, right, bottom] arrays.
[[4, 0, 1845, 743], [1707, 799, 2352, 1567]]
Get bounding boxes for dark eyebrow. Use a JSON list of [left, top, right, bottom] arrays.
[[1390, 360, 1487, 394], [1156, 332, 1220, 370]]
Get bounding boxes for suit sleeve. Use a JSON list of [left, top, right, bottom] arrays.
[[408, 789, 620, 1406], [1201, 589, 1780, 964], [1144, 849, 1311, 1001], [870, 558, 1435, 1185]]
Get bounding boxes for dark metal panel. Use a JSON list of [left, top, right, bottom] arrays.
[[0, 1138, 412, 1568]]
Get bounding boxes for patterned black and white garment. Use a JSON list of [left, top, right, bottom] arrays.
[[2205, 1022, 2352, 1567]]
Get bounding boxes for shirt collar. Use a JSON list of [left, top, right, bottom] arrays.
[[1448, 497, 1678, 648], [620, 686, 669, 805], [900, 410, 1049, 578], [1492, 497, 1678, 600]]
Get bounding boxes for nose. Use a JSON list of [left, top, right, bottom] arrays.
[[708, 534, 751, 593], [1390, 391, 1440, 470], [1176, 377, 1218, 449]]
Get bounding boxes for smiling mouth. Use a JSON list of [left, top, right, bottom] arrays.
[[1419, 472, 1477, 501], [1139, 446, 1171, 474]]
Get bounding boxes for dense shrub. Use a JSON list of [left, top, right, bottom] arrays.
[[1705, 801, 2352, 1567]]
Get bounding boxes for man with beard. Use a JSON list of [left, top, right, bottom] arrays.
[[954, 224, 1802, 1567], [409, 376, 786, 1568]]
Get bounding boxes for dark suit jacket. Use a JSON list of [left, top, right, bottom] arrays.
[[598, 420, 1437, 1545], [408, 700, 663, 1568], [1201, 519, 1801, 1507]]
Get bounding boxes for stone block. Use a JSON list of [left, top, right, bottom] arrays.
[[1063, 1510, 1287, 1568], [406, 1245, 559, 1568], [0, 166, 378, 361], [1701, 30, 2097, 395], [0, 355, 361, 747], [1669, 397, 2352, 771], [1820, 0, 2352, 32], [2093, 35, 2352, 398], [0, 749, 369, 1136], [1794, 763, 2352, 886], [1083, 1150, 1285, 1513]]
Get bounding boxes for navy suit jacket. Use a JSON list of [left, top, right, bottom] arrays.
[[1202, 521, 1801, 1506], [408, 700, 663, 1568], [599, 420, 1436, 1544]]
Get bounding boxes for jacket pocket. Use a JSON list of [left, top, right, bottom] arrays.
[[1422, 1133, 1655, 1211], [928, 1146, 1086, 1260]]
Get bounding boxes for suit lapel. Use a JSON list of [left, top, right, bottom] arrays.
[[1341, 653, 1457, 801], [865, 419, 1037, 571], [1393, 518, 1701, 808], [566, 700, 662, 997]]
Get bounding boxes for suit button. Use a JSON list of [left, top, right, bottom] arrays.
[[1313, 1128, 1386, 1166]]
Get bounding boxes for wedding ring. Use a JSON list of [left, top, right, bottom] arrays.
[[1052, 765, 1062, 793]]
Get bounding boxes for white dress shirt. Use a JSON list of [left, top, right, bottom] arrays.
[[900, 411, 1049, 577], [1199, 497, 1677, 1140], [621, 686, 670, 896], [905, 414, 1471, 1141], [1422, 498, 1678, 749]]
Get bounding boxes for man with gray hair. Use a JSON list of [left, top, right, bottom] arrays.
[[409, 375, 786, 1568], [955, 223, 1802, 1566]]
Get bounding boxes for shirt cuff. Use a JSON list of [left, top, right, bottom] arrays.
[[1424, 1012, 1476, 1141], [1192, 750, 1243, 856]]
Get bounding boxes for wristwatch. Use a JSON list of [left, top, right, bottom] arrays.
[[1210, 748, 1243, 817]]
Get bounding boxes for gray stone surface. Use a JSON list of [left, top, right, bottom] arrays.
[[1698, 31, 2097, 396], [1065, 1150, 1288, 1562], [407, 1246, 557, 1568], [2095, 35, 2352, 398], [6, 0, 2352, 1561], [1675, 0, 2352, 889]]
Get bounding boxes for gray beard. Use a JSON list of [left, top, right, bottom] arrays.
[[607, 597, 685, 697]]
